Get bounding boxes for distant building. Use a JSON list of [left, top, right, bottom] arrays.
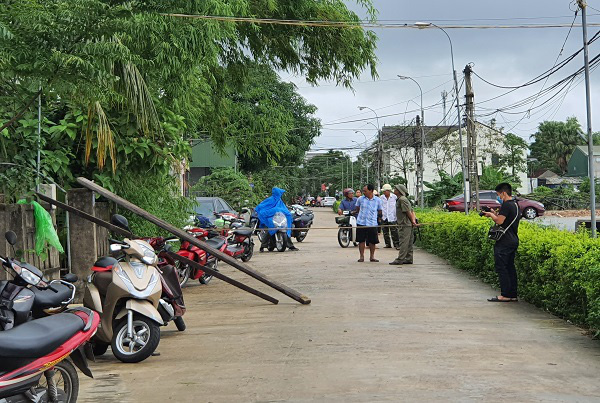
[[383, 122, 528, 196], [566, 145, 600, 177], [187, 139, 237, 185]]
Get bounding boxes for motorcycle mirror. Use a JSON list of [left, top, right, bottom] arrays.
[[111, 214, 131, 232], [5, 231, 17, 246]]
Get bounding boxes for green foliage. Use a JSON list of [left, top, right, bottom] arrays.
[[529, 185, 587, 210], [114, 172, 193, 237], [191, 168, 259, 210], [224, 64, 321, 171], [479, 166, 521, 190], [530, 118, 583, 174], [418, 210, 600, 333], [500, 133, 528, 178], [424, 172, 463, 207]]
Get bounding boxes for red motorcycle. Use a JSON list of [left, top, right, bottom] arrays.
[[0, 307, 99, 402], [212, 214, 255, 262], [165, 228, 225, 288]]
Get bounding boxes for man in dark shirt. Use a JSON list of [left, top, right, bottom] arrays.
[[482, 182, 520, 302]]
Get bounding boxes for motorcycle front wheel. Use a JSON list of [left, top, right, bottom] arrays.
[[37, 359, 79, 403], [275, 232, 287, 252], [338, 228, 351, 248], [112, 315, 161, 363], [174, 261, 190, 288]]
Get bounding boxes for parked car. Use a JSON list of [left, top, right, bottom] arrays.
[[321, 196, 337, 207], [193, 197, 238, 223], [443, 190, 545, 219]]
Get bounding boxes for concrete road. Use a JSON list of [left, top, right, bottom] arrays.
[[80, 209, 600, 402]]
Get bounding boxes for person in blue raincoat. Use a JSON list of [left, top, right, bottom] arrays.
[[255, 187, 299, 252]]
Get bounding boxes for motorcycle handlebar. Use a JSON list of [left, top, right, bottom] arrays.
[[109, 238, 128, 245], [47, 284, 60, 293]]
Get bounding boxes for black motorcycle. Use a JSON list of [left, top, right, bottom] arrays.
[[290, 205, 314, 243]]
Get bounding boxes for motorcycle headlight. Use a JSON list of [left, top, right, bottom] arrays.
[[273, 213, 287, 228], [20, 268, 43, 286]]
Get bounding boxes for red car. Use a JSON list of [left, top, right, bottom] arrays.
[[443, 190, 545, 219]]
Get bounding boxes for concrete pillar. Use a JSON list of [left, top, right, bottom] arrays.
[[67, 188, 97, 301]]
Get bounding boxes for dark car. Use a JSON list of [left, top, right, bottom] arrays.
[[443, 190, 545, 219], [193, 197, 238, 223]]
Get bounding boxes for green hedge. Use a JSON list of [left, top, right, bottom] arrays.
[[418, 210, 600, 333]]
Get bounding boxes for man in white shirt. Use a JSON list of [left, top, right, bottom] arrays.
[[379, 184, 399, 249]]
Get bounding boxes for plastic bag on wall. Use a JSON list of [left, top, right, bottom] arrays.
[[17, 199, 64, 255]]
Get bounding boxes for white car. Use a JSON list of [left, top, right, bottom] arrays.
[[321, 197, 337, 207]]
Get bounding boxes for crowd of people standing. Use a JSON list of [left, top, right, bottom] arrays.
[[337, 183, 418, 265]]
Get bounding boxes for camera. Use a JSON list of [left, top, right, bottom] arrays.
[[479, 206, 491, 217]]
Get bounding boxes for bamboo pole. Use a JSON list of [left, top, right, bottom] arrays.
[[76, 177, 311, 305]]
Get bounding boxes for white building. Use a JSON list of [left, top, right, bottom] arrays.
[[382, 122, 528, 197]]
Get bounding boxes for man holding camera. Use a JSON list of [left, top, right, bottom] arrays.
[[482, 183, 521, 302]]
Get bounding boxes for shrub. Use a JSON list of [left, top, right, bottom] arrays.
[[417, 210, 600, 334]]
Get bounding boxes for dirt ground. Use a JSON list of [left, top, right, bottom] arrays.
[[546, 209, 600, 217], [79, 209, 600, 402]]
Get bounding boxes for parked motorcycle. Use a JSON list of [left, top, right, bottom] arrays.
[[0, 231, 77, 331], [0, 307, 99, 403], [138, 237, 186, 331], [214, 213, 255, 262], [336, 210, 359, 248], [0, 237, 98, 403], [83, 214, 163, 363], [290, 205, 313, 243], [171, 227, 222, 287]]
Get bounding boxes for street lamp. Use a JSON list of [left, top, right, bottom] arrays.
[[358, 106, 383, 190], [415, 22, 468, 213], [398, 75, 425, 208], [354, 131, 370, 183]]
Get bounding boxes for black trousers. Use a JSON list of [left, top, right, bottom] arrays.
[[494, 243, 518, 298]]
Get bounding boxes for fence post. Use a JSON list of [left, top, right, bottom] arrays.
[[67, 188, 98, 301]]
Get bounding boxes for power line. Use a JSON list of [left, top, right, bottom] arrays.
[[161, 13, 600, 30]]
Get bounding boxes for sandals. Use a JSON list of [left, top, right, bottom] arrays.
[[358, 258, 364, 262], [370, 259, 379, 262], [487, 296, 518, 302]]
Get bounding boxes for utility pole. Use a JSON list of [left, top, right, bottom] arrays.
[[415, 115, 424, 205], [441, 90, 448, 126], [578, 0, 597, 237], [464, 65, 479, 211]]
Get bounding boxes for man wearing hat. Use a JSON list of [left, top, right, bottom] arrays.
[[390, 184, 417, 265], [379, 184, 399, 249]]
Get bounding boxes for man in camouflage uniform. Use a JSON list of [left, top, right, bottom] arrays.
[[389, 184, 417, 265]]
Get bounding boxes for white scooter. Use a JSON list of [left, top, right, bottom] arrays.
[[336, 211, 358, 248]]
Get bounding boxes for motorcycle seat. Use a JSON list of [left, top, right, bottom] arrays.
[[205, 238, 226, 250], [92, 256, 118, 272], [232, 228, 253, 237], [92, 271, 113, 297], [0, 313, 84, 363], [31, 283, 72, 309]]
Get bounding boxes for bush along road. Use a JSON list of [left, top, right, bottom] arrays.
[[417, 210, 600, 335]]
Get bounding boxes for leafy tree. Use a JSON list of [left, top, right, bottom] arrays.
[[500, 133, 528, 178], [191, 168, 259, 210], [530, 118, 583, 174], [478, 166, 520, 191], [224, 64, 320, 171], [423, 172, 463, 207]]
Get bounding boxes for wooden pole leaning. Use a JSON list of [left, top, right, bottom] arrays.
[[76, 177, 312, 305], [167, 252, 278, 305], [35, 192, 133, 238]]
